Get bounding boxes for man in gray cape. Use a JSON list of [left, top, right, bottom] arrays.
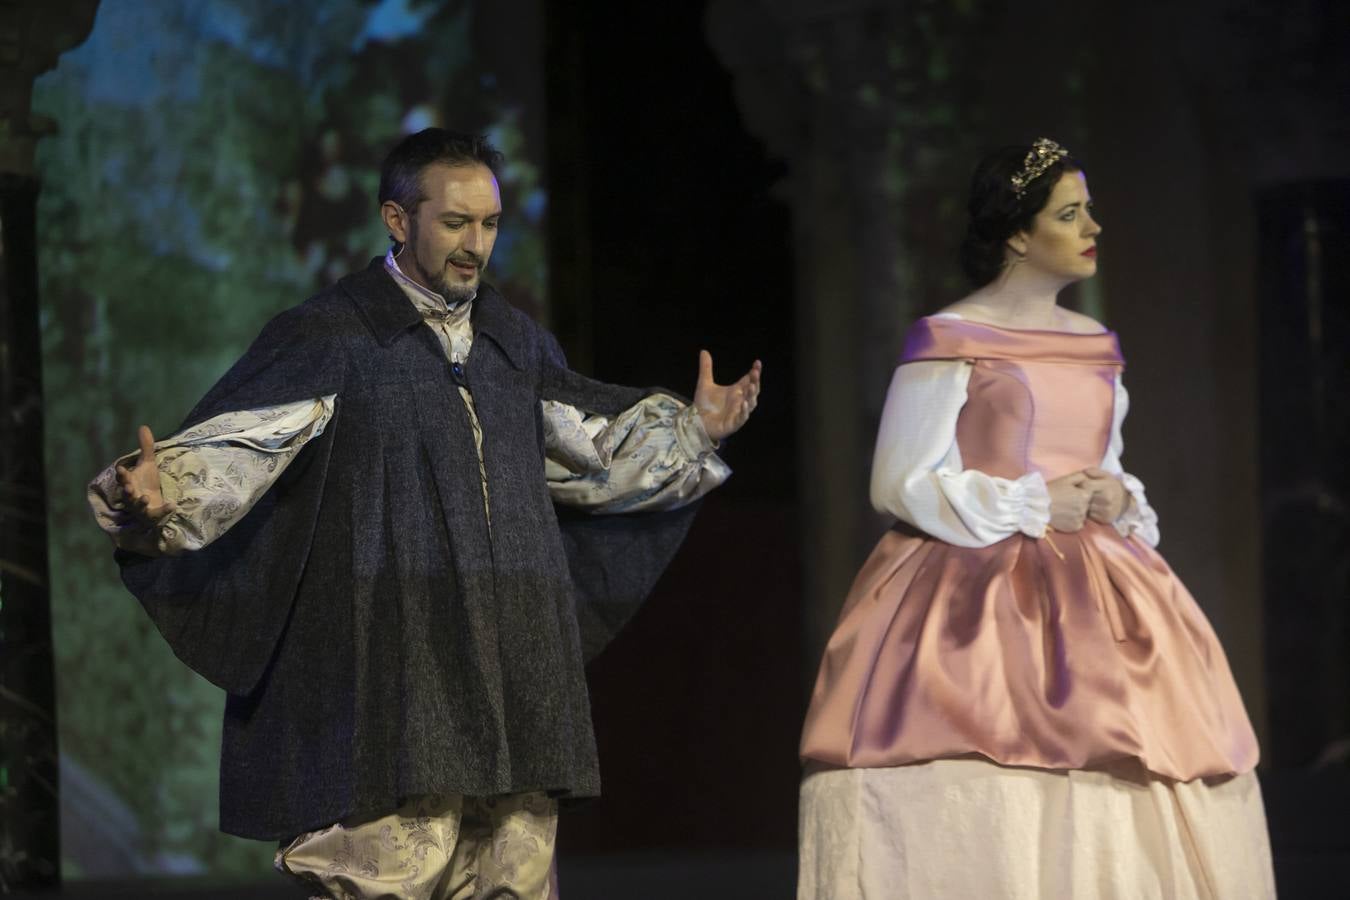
[[88, 128, 762, 899]]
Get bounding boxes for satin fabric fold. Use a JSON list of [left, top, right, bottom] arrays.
[[798, 521, 1258, 781], [902, 315, 1124, 367], [800, 318, 1258, 782]]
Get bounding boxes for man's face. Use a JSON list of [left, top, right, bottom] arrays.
[[394, 161, 502, 305]]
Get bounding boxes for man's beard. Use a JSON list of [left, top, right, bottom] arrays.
[[427, 266, 478, 306], [407, 221, 480, 305]]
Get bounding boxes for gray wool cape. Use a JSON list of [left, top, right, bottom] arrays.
[[115, 258, 700, 840]]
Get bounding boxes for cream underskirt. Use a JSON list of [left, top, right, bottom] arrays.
[[798, 759, 1275, 899]]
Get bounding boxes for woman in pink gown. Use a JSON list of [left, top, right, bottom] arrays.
[[797, 140, 1275, 898]]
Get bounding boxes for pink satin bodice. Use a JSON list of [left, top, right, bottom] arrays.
[[902, 316, 1123, 481]]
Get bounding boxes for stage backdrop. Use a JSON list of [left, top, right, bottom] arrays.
[[33, 0, 545, 877]]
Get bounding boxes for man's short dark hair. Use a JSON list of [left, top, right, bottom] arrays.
[[378, 128, 505, 213]]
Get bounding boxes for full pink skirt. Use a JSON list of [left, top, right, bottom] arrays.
[[800, 521, 1258, 781]]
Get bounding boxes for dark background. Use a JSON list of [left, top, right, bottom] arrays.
[[547, 0, 801, 855]]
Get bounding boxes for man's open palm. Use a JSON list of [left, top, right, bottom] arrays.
[[694, 350, 763, 442]]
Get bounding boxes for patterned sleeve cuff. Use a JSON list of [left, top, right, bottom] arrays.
[[674, 403, 718, 459], [1114, 472, 1161, 547], [145, 464, 193, 555], [86, 451, 175, 556], [1015, 471, 1051, 538]]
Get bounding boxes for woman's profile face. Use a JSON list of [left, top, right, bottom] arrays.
[[1013, 171, 1102, 284]]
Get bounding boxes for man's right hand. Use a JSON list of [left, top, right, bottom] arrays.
[[115, 425, 175, 521], [1046, 471, 1090, 533]]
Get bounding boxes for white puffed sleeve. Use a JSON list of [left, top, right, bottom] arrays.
[[869, 360, 1051, 547], [1097, 376, 1161, 547]]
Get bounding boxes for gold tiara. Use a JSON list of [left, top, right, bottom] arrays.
[[1010, 138, 1069, 197]]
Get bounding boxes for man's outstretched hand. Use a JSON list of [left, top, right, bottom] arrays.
[[115, 425, 175, 521], [694, 350, 762, 442]]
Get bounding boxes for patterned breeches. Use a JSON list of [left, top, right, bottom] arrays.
[[275, 792, 558, 900]]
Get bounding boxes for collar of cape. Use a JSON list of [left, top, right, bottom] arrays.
[[340, 256, 528, 371]]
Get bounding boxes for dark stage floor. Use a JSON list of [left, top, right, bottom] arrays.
[[9, 845, 1350, 900], [10, 770, 1349, 900], [10, 852, 797, 900]]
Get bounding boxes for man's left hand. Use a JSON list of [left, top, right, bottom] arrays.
[[694, 350, 763, 442]]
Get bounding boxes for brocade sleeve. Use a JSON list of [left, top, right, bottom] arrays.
[[87, 397, 335, 556], [543, 393, 730, 513]]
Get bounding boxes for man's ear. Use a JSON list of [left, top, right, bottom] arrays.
[[381, 201, 410, 245]]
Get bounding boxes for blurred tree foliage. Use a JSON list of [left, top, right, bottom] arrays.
[[32, 0, 545, 877]]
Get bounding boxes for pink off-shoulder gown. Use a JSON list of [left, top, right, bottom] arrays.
[[797, 317, 1274, 900]]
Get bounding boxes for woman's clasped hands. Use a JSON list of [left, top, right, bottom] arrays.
[[1046, 468, 1129, 533]]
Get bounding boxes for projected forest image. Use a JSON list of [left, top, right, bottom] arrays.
[[33, 0, 545, 876]]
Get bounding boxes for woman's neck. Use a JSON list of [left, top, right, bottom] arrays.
[[960, 268, 1071, 328]]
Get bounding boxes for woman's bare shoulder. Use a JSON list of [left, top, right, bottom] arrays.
[[928, 296, 1108, 334], [1056, 307, 1109, 334], [931, 296, 984, 320]]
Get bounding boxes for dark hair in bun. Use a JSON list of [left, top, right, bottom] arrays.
[[958, 143, 1084, 288]]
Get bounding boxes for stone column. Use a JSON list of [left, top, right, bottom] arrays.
[[0, 1, 98, 890]]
